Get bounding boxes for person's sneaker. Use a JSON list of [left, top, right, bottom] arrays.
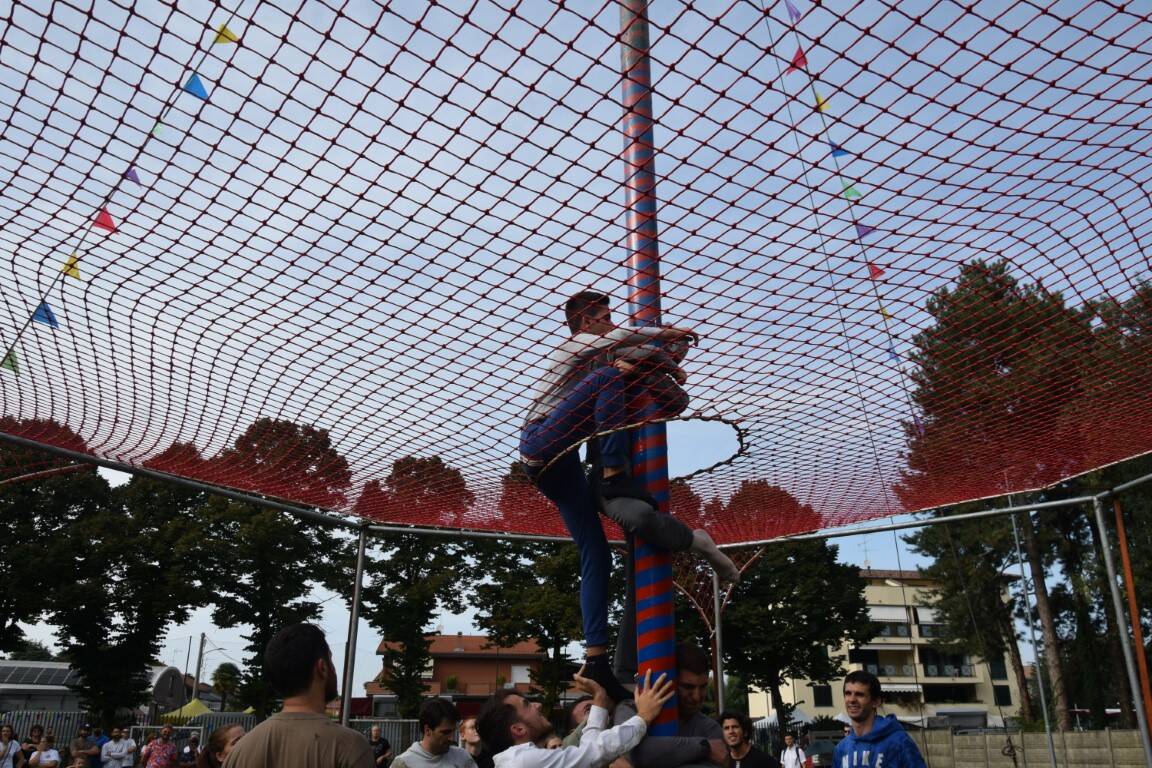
[[582, 653, 634, 703], [597, 470, 658, 509]]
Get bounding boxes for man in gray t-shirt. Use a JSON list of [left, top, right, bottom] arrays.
[[611, 643, 726, 768], [226, 624, 373, 768]]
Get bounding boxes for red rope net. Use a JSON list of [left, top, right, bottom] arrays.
[[1, 2, 1150, 544]]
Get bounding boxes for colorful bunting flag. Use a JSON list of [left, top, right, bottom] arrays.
[[886, 345, 900, 362], [61, 254, 81, 279], [125, 167, 141, 185], [93, 208, 117, 233], [912, 413, 925, 436], [842, 182, 862, 201], [183, 73, 209, 101], [152, 122, 163, 137], [785, 0, 803, 23], [855, 223, 876, 239], [214, 23, 240, 44], [1, 350, 17, 375], [867, 262, 885, 279], [830, 142, 850, 158], [32, 302, 59, 329], [815, 92, 829, 111], [879, 306, 893, 320], [786, 47, 807, 74]]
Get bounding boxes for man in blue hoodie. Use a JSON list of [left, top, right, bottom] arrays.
[[833, 671, 926, 768]]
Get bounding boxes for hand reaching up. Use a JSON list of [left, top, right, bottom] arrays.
[[633, 668, 676, 724]]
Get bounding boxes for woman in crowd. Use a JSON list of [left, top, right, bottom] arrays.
[[194, 725, 244, 768], [0, 724, 24, 768], [27, 736, 58, 768], [19, 727, 43, 764]]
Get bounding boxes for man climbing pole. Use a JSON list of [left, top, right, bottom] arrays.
[[518, 289, 739, 703]]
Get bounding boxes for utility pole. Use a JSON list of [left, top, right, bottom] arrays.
[[193, 632, 206, 701]]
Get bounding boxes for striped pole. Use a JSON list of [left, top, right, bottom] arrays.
[[620, 0, 678, 735]]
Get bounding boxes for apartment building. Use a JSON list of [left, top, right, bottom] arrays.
[[749, 569, 1021, 729]]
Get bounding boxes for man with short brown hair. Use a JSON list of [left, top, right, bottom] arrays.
[[225, 624, 373, 768], [833, 671, 925, 768]]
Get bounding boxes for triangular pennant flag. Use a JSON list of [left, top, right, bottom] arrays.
[[855, 222, 876, 239], [786, 47, 807, 74], [183, 73, 209, 101], [830, 142, 850, 158], [93, 208, 117, 233], [61, 253, 81, 279], [867, 262, 885, 279], [32, 302, 59, 329], [879, 306, 893, 320], [815, 91, 829, 111], [214, 23, 239, 44], [785, 0, 803, 23], [843, 183, 862, 201], [886, 345, 900, 362], [1, 350, 18, 375], [152, 121, 163, 137], [912, 413, 925, 436], [125, 167, 141, 185]]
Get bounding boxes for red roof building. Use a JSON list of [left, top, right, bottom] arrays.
[[364, 632, 552, 717]]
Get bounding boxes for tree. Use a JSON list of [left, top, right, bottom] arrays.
[[6, 639, 58, 661], [0, 419, 94, 654], [903, 515, 1034, 721], [724, 479, 822, 538], [355, 457, 473, 717], [471, 540, 585, 714], [898, 260, 1091, 730], [203, 419, 352, 715], [211, 662, 243, 711], [206, 498, 335, 715], [721, 538, 871, 725]]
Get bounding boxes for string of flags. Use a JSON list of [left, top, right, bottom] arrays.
[[779, 0, 925, 439], [1, 18, 241, 378]]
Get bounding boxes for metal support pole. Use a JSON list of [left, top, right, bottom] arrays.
[[1010, 513, 1058, 768], [1114, 498, 1152, 736], [341, 527, 368, 726], [620, 0, 678, 736], [1092, 498, 1152, 768], [713, 570, 726, 713]]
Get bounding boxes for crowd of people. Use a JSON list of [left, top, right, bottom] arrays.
[[2, 621, 926, 768], [0, 721, 247, 768], [182, 623, 924, 768], [87, 626, 907, 768]]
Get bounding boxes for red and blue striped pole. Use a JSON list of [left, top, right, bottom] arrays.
[[620, 0, 678, 735]]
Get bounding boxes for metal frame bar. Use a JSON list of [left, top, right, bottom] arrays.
[[1093, 497, 1152, 767], [340, 527, 368, 726]]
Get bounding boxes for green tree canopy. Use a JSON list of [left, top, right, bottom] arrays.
[[355, 456, 472, 717], [211, 662, 243, 711], [203, 418, 351, 716], [721, 537, 871, 725]]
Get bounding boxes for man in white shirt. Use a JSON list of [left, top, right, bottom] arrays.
[[476, 667, 673, 768], [101, 729, 132, 768], [780, 733, 805, 768]]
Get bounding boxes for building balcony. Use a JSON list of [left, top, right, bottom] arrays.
[[920, 663, 979, 681]]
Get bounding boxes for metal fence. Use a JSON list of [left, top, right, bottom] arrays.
[[347, 719, 421, 751]]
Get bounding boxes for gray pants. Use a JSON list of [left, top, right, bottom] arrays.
[[603, 497, 694, 682]]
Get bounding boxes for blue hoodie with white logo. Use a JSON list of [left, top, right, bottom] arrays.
[[833, 715, 926, 768]]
